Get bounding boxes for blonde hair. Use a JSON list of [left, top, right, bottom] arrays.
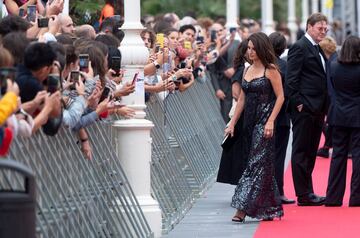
[[319, 36, 337, 56]]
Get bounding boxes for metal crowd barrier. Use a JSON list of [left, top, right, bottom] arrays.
[[146, 78, 225, 233], [0, 77, 224, 237], [1, 122, 152, 238]]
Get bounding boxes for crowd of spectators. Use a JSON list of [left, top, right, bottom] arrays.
[[0, 0, 266, 159], [1, 0, 349, 161]]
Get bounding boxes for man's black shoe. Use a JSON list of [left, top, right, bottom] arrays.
[[317, 147, 329, 158], [280, 195, 296, 204], [309, 193, 326, 202], [297, 193, 325, 206]]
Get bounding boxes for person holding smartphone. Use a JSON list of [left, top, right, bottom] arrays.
[[4, 0, 44, 17]]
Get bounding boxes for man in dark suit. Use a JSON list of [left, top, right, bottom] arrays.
[[286, 13, 328, 206], [269, 32, 295, 204]]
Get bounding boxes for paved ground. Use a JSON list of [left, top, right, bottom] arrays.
[[163, 133, 293, 238], [162, 182, 259, 238]]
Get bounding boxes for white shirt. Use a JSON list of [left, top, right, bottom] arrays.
[[305, 33, 326, 72]]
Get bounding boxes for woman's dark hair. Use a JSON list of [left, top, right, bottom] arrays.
[[56, 33, 75, 45], [268, 32, 287, 57], [248, 32, 277, 69], [2, 32, 30, 65], [233, 39, 248, 69], [48, 42, 66, 71], [95, 33, 120, 48], [164, 27, 178, 36], [64, 45, 78, 66], [338, 36, 360, 65], [77, 45, 106, 86], [0, 15, 31, 37]]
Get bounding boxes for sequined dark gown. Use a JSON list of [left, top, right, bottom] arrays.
[[231, 71, 284, 219]]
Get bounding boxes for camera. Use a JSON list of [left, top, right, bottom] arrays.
[[37, 18, 49, 28], [47, 74, 61, 94], [111, 56, 121, 77], [27, 5, 36, 22]]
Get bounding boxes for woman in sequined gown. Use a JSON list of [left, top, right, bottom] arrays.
[[225, 32, 285, 221]]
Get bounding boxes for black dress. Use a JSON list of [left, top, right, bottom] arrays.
[[231, 69, 283, 219], [217, 66, 247, 185]]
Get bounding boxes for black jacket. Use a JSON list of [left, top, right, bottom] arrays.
[[327, 61, 360, 127], [286, 35, 328, 114]]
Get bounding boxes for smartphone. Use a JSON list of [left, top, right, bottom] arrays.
[[0, 67, 15, 96], [131, 72, 139, 85], [111, 56, 121, 77], [156, 33, 165, 49], [47, 74, 60, 94], [37, 18, 49, 28], [196, 36, 204, 44], [230, 27, 237, 34], [19, 8, 25, 17], [99, 87, 111, 102], [184, 41, 192, 50], [210, 30, 217, 42], [27, 5, 37, 22], [69, 70, 80, 90], [0, 67, 16, 82], [79, 54, 89, 72], [178, 61, 186, 69]]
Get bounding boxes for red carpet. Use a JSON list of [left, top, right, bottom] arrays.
[[254, 141, 360, 238]]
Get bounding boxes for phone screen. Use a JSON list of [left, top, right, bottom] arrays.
[[0, 67, 16, 82], [69, 71, 79, 90], [99, 87, 111, 102], [111, 56, 121, 76], [27, 5, 36, 22], [19, 8, 25, 17], [38, 18, 49, 28], [196, 36, 204, 44], [230, 27, 237, 34], [210, 30, 217, 42], [79, 54, 89, 71], [47, 74, 60, 94]]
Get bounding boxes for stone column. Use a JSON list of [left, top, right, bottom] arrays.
[[302, 0, 310, 29], [114, 0, 162, 237], [261, 0, 274, 35], [288, 0, 297, 44], [226, 0, 239, 28], [311, 0, 320, 13]]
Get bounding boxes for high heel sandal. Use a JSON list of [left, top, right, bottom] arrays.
[[232, 215, 245, 223]]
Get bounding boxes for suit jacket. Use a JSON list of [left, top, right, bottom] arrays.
[[286, 35, 328, 114], [327, 61, 360, 128], [276, 57, 290, 127], [208, 40, 240, 96]]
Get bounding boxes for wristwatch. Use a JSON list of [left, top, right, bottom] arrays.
[[153, 61, 160, 69]]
